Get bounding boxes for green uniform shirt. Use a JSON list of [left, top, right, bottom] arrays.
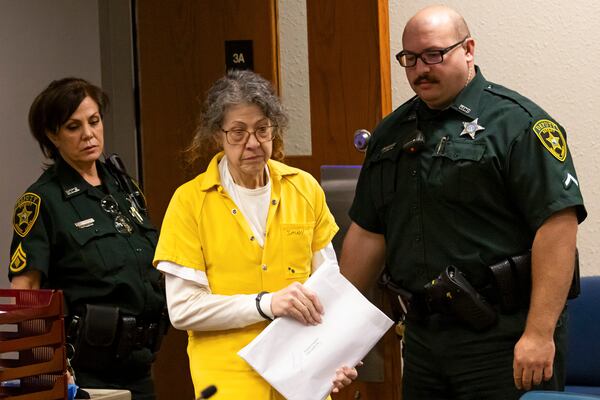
[[9, 158, 165, 319], [350, 67, 586, 294]]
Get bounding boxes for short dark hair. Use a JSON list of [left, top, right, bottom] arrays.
[[28, 77, 109, 160]]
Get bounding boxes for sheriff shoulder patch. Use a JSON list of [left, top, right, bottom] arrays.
[[10, 243, 27, 273], [532, 119, 567, 162], [13, 192, 41, 237]]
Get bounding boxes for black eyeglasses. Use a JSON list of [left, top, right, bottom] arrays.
[[396, 36, 469, 68], [221, 125, 277, 145], [101, 195, 133, 234]]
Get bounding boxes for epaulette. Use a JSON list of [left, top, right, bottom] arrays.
[[484, 83, 547, 120], [486, 82, 567, 162]]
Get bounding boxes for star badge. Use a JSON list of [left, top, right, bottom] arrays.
[[460, 118, 485, 139], [13, 192, 41, 237], [17, 206, 32, 225]]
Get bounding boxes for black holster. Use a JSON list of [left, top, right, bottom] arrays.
[[424, 266, 497, 331], [70, 304, 120, 372], [68, 305, 169, 372], [380, 250, 580, 331]]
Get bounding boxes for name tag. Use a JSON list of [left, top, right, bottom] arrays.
[[65, 187, 80, 195], [74, 218, 95, 229]]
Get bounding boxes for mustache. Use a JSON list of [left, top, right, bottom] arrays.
[[414, 74, 439, 85]]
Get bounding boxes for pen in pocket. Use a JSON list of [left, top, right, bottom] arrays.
[[435, 136, 448, 155]]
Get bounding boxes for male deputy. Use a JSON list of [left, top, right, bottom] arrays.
[[340, 5, 586, 400]]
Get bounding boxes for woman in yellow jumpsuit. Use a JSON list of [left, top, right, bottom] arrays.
[[154, 70, 357, 399]]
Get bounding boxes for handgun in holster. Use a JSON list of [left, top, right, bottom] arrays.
[[424, 266, 497, 331]]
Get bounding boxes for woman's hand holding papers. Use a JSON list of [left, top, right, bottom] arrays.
[[271, 282, 324, 325]]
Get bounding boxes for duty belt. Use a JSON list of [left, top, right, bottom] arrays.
[[67, 304, 169, 370], [382, 250, 580, 331]]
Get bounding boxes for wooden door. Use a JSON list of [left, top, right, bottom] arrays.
[[135, 0, 399, 399]]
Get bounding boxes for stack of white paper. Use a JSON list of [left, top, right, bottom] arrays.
[[238, 265, 393, 400]]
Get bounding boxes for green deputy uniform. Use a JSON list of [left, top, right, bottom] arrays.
[[9, 157, 166, 400], [349, 67, 586, 399]]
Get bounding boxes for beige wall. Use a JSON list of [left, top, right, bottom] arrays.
[[0, 0, 102, 288], [1, 1, 137, 289], [278, 0, 312, 156], [389, 1, 599, 276]]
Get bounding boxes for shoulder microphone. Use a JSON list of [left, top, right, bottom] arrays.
[[197, 385, 217, 399], [402, 129, 425, 154]]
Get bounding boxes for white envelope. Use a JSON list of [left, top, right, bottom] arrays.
[[238, 264, 394, 400]]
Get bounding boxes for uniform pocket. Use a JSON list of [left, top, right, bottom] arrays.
[[365, 142, 403, 210], [70, 221, 126, 278], [431, 140, 486, 203], [281, 223, 314, 280]]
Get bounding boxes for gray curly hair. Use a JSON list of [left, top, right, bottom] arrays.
[[185, 69, 288, 171]]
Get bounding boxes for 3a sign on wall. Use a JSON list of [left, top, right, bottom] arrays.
[[225, 40, 254, 71]]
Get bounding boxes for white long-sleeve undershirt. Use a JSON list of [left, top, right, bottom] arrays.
[[158, 155, 339, 331], [158, 243, 338, 331]]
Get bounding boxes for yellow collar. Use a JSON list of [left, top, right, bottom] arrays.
[[199, 152, 298, 191]]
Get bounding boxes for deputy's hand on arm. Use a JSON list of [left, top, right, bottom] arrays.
[[513, 208, 578, 390], [271, 282, 323, 325]]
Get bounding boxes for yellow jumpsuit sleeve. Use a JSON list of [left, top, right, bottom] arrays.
[[153, 182, 206, 271]]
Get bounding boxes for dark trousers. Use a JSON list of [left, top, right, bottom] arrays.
[[76, 370, 156, 400], [74, 348, 156, 400], [402, 308, 568, 400]]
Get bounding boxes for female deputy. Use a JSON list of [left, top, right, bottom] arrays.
[[8, 78, 166, 400], [154, 69, 357, 399]]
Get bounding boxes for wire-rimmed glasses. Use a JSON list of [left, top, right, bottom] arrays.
[[221, 125, 277, 145]]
